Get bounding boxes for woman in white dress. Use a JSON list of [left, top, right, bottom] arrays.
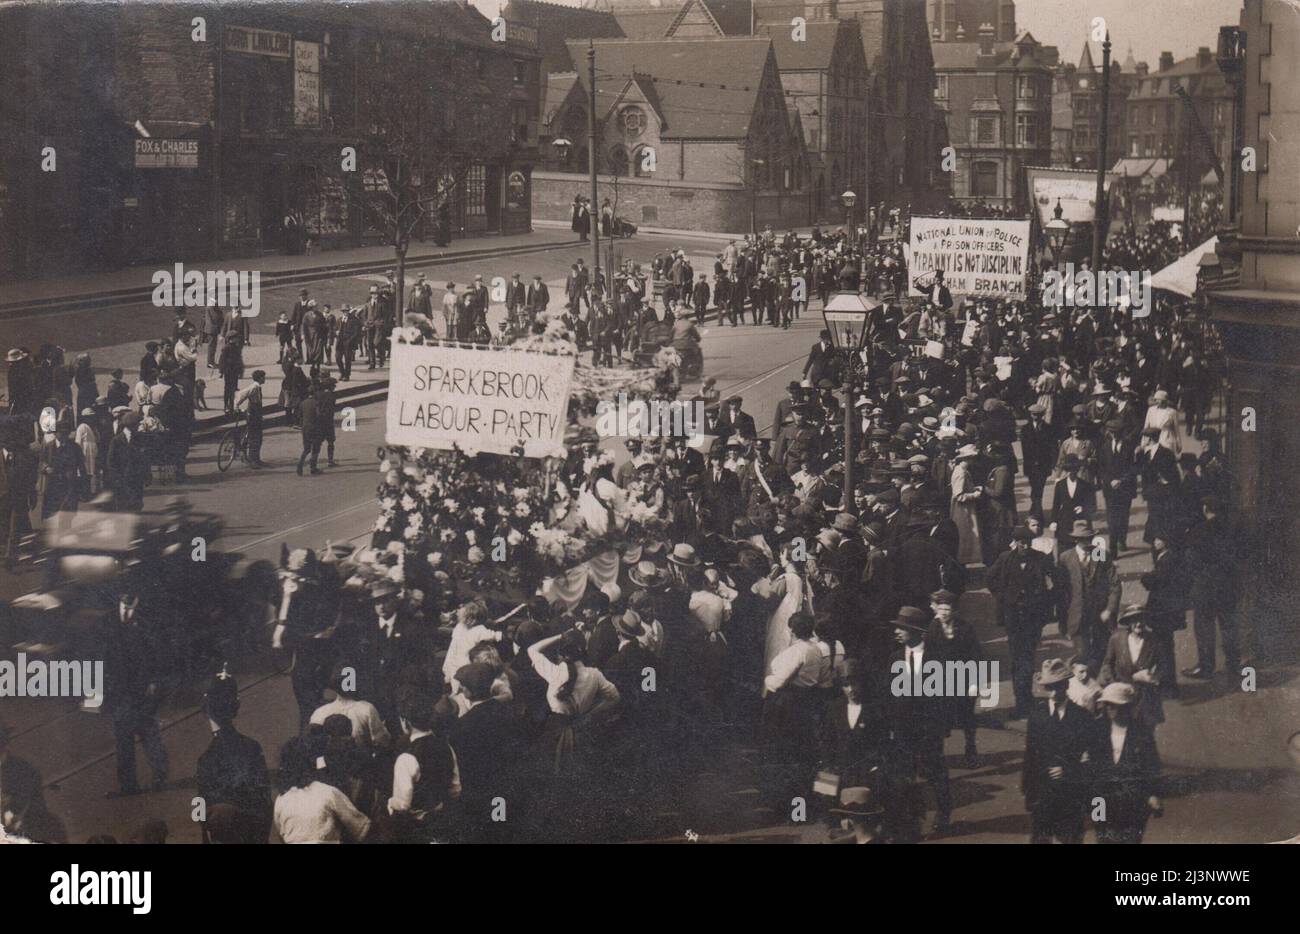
[[753, 539, 808, 679], [950, 444, 984, 566], [577, 460, 626, 537], [1143, 389, 1182, 457]]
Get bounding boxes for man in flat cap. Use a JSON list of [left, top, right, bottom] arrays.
[[886, 606, 952, 837], [715, 395, 756, 446]]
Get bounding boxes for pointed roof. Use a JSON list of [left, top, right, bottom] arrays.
[[1122, 45, 1137, 72], [665, 0, 724, 37], [1078, 42, 1095, 72], [568, 37, 775, 139]]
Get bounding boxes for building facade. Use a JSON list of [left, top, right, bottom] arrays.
[[534, 36, 812, 232], [1122, 46, 1234, 199], [1206, 0, 1300, 660], [929, 6, 1057, 212], [1050, 43, 1131, 171], [0, 1, 542, 281]]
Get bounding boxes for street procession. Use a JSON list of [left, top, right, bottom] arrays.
[[1, 0, 1298, 877]]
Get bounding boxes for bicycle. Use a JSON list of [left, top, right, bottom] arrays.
[[216, 413, 253, 472]]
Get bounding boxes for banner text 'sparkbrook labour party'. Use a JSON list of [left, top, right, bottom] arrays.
[[386, 342, 575, 458], [907, 216, 1031, 299]]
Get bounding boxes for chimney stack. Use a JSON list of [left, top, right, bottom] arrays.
[[1159, 50, 1175, 72], [978, 23, 995, 58], [1196, 46, 1212, 68], [1135, 61, 1149, 77]]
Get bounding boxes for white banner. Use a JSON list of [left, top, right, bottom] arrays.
[[386, 342, 575, 458], [907, 216, 1030, 299], [1025, 166, 1120, 225]]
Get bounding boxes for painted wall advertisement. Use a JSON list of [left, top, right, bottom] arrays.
[[294, 41, 321, 129]]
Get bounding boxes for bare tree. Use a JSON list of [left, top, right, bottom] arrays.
[[355, 32, 512, 321]]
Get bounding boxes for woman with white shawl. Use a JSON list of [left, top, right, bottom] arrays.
[[753, 538, 808, 689]]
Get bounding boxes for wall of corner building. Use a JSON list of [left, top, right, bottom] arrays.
[[533, 171, 811, 233]]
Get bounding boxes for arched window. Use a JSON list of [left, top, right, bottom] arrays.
[[608, 146, 629, 177]]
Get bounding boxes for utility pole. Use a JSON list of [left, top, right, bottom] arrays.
[[1090, 33, 1112, 275], [587, 43, 601, 293]]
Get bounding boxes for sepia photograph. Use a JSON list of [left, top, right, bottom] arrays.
[[0, 0, 1296, 886]]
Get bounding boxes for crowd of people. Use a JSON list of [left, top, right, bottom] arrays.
[[1, 204, 1242, 845]]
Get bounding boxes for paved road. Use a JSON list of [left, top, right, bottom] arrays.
[[4, 264, 1298, 843]]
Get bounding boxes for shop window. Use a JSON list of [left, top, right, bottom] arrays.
[[464, 164, 486, 217]]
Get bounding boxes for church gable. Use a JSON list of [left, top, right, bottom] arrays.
[[665, 0, 724, 38]]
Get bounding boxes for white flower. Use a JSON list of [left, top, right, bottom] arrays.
[[440, 528, 457, 543], [428, 551, 444, 568], [465, 530, 477, 546], [507, 529, 523, 546], [386, 566, 404, 582], [512, 486, 530, 501], [402, 465, 423, 479], [373, 516, 388, 531], [385, 541, 405, 556], [444, 498, 459, 511], [386, 470, 400, 486], [468, 546, 486, 564], [379, 459, 392, 473], [514, 502, 531, 517], [400, 494, 418, 512], [472, 506, 486, 525]]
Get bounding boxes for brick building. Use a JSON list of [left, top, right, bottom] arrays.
[[0, 1, 542, 281], [928, 1, 1057, 211], [1121, 45, 1234, 202], [1205, 0, 1300, 659], [797, 0, 946, 213], [533, 36, 812, 232], [755, 19, 869, 218]]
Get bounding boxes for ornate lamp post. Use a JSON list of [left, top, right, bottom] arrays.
[[841, 189, 858, 249], [1045, 197, 1070, 266], [822, 290, 880, 514]]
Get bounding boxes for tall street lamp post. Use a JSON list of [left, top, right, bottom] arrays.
[[822, 291, 880, 514]]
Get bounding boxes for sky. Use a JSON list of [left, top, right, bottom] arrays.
[[470, 0, 1245, 69]]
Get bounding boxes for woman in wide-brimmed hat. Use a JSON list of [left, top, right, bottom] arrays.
[[1091, 680, 1164, 844]]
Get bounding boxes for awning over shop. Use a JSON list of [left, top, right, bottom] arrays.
[[1110, 157, 1170, 180], [1149, 236, 1218, 298]]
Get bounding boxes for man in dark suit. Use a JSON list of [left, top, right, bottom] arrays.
[[102, 580, 170, 797], [504, 272, 527, 329], [1140, 536, 1185, 698], [1182, 497, 1241, 679], [1021, 658, 1095, 843], [565, 261, 588, 314], [804, 330, 836, 387], [296, 387, 327, 476], [691, 273, 710, 325], [1020, 403, 1057, 521], [449, 662, 521, 841], [289, 288, 311, 360], [526, 274, 550, 321], [37, 424, 84, 518], [715, 395, 756, 445], [353, 581, 430, 737], [701, 446, 741, 534], [886, 606, 952, 836], [1098, 416, 1139, 554], [987, 526, 1054, 718], [1050, 453, 1095, 532], [1055, 520, 1122, 674], [1099, 606, 1165, 729]]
